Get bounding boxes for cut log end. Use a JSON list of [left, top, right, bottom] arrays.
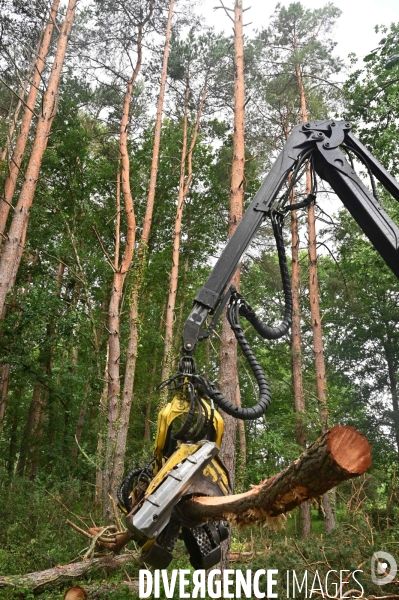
[[64, 586, 87, 599], [328, 425, 372, 474]]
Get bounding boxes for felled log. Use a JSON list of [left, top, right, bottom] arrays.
[[181, 425, 372, 526], [1, 426, 370, 593], [0, 553, 140, 592]]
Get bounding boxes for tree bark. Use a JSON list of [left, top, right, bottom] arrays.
[[0, 553, 140, 592], [383, 334, 399, 460], [284, 115, 311, 536], [0, 362, 10, 437], [16, 381, 43, 476], [160, 76, 208, 386], [103, 6, 154, 515], [235, 375, 246, 492], [219, 0, 245, 569], [290, 182, 311, 536], [0, 0, 76, 316], [307, 202, 329, 428], [119, 0, 175, 445], [160, 84, 190, 384], [0, 0, 61, 239], [7, 403, 19, 475], [181, 426, 371, 525], [28, 388, 47, 480], [141, 0, 174, 247], [295, 48, 335, 533], [95, 347, 109, 508]]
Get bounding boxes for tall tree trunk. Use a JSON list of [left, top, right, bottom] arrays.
[[289, 172, 311, 536], [141, 0, 175, 248], [7, 400, 19, 475], [95, 348, 109, 508], [0, 363, 10, 437], [383, 333, 399, 460], [143, 298, 166, 441], [121, 0, 174, 408], [235, 375, 246, 492], [16, 381, 42, 476], [160, 77, 207, 387], [0, 0, 75, 315], [295, 56, 335, 533], [96, 0, 173, 495], [102, 6, 155, 516], [0, 0, 60, 230], [160, 85, 190, 385], [219, 0, 245, 570], [28, 388, 47, 480]]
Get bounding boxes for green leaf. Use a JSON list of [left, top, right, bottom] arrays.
[[363, 51, 377, 62]]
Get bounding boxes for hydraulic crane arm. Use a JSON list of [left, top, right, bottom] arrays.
[[121, 120, 399, 570], [183, 119, 399, 356]]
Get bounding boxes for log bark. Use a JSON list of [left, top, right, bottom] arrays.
[[65, 582, 139, 599], [68, 426, 372, 560], [0, 553, 140, 592], [180, 426, 371, 526]]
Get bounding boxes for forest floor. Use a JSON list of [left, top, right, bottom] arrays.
[[0, 474, 398, 599]]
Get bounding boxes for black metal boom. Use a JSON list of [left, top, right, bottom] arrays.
[[182, 120, 399, 354]]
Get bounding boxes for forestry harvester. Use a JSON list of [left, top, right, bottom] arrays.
[[116, 120, 399, 569]]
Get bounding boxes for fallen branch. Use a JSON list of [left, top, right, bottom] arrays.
[[0, 553, 140, 592], [180, 425, 372, 525]]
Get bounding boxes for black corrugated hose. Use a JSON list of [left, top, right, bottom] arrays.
[[192, 292, 270, 420], [192, 213, 292, 421], [238, 215, 293, 339]]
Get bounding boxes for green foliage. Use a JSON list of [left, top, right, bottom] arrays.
[[343, 23, 399, 175], [0, 475, 95, 575]]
